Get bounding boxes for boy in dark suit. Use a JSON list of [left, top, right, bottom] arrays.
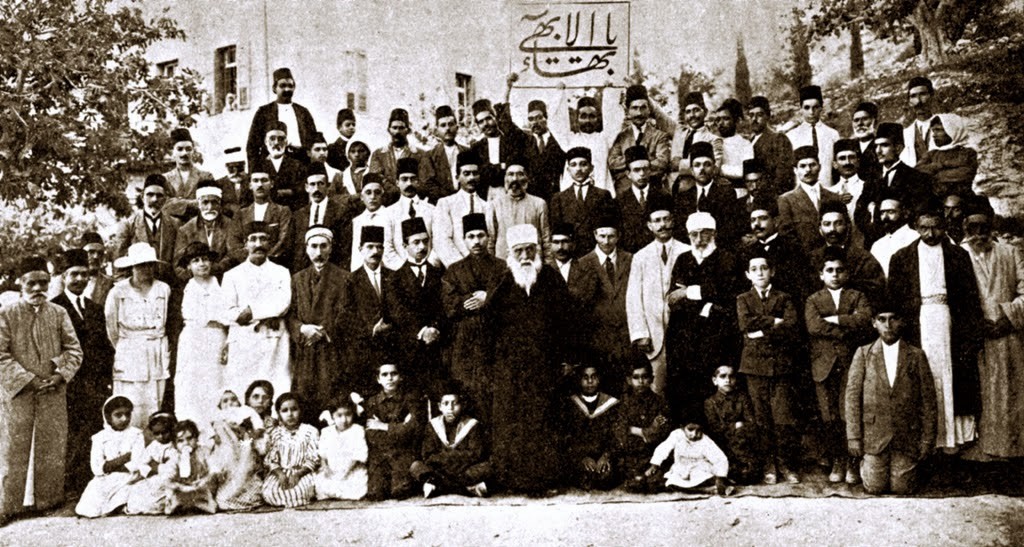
[[703, 365, 761, 485], [411, 382, 491, 498], [846, 305, 937, 495], [615, 358, 671, 492], [565, 363, 620, 490], [550, 147, 617, 258], [365, 363, 423, 500], [804, 246, 874, 484], [736, 251, 801, 484]]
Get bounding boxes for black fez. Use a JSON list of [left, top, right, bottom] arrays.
[[389, 108, 409, 125], [397, 157, 419, 176], [336, 108, 355, 125], [964, 195, 995, 221], [471, 99, 493, 117], [17, 256, 49, 278], [595, 209, 621, 231], [645, 192, 673, 217], [272, 67, 293, 84], [718, 98, 744, 120], [62, 249, 89, 270], [456, 150, 481, 171], [361, 225, 385, 244], [794, 145, 818, 162], [362, 172, 384, 188], [527, 100, 547, 115], [312, 131, 327, 144], [434, 105, 455, 120], [689, 141, 715, 162], [144, 173, 167, 190], [799, 85, 823, 103], [913, 195, 945, 221], [625, 84, 649, 104], [748, 95, 771, 113], [79, 231, 104, 248], [401, 216, 428, 238], [854, 101, 879, 118], [624, 145, 648, 165], [907, 76, 934, 93], [551, 222, 575, 238], [833, 139, 859, 157], [743, 158, 765, 177], [566, 146, 592, 163], [462, 213, 487, 235], [243, 221, 271, 237], [577, 96, 598, 110], [876, 122, 904, 146], [170, 128, 192, 143], [176, 241, 218, 269], [682, 91, 706, 109], [268, 120, 288, 134], [306, 162, 327, 180]]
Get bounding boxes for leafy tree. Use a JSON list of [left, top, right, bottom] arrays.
[[734, 35, 752, 105], [0, 0, 205, 215], [789, 8, 814, 93], [850, 19, 865, 78]]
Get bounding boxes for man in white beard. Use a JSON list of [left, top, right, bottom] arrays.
[[506, 227, 543, 294]]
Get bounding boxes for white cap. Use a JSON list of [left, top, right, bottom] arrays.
[[506, 223, 539, 249], [305, 226, 334, 242], [685, 212, 717, 232]]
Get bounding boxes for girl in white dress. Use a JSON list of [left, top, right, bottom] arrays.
[[75, 396, 147, 518], [314, 398, 368, 500]]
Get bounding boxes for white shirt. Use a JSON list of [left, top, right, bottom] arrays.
[[557, 259, 572, 281], [883, 161, 905, 186], [870, 224, 920, 277], [799, 182, 820, 210], [787, 121, 840, 186], [309, 199, 327, 226], [365, 265, 382, 295], [834, 174, 865, 219], [882, 340, 901, 386], [486, 137, 501, 165], [277, 103, 301, 148], [827, 287, 843, 310], [720, 134, 754, 180], [918, 240, 947, 296], [572, 182, 590, 201], [252, 201, 269, 222], [561, 131, 613, 195], [64, 289, 85, 317], [269, 156, 284, 172], [445, 144, 460, 188]]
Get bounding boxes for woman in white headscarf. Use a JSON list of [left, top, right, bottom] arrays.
[[917, 113, 979, 197]]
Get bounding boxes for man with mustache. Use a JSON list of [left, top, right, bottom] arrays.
[[288, 225, 348, 423], [522, 99, 565, 202], [0, 255, 83, 525], [609, 84, 672, 195], [667, 91, 722, 184], [616, 146, 669, 254], [851, 101, 882, 182], [786, 85, 841, 187], [551, 146, 617, 259], [869, 192, 920, 277], [551, 91, 622, 195], [173, 180, 245, 281], [309, 132, 343, 189], [468, 76, 534, 200], [488, 224, 572, 493], [238, 168, 293, 268], [711, 98, 755, 196], [901, 76, 939, 167], [78, 231, 114, 306], [252, 121, 308, 211], [960, 196, 1024, 458], [339, 225, 393, 397], [114, 174, 180, 284], [742, 195, 814, 305], [162, 127, 214, 221], [384, 158, 438, 270], [221, 221, 293, 399], [291, 162, 358, 271], [368, 108, 419, 206], [488, 160, 550, 262], [217, 146, 249, 218], [435, 150, 496, 267], [349, 175, 393, 272], [245, 67, 317, 168], [747, 96, 795, 196], [420, 105, 467, 204], [777, 146, 844, 254]]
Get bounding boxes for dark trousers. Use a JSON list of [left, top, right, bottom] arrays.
[[410, 460, 492, 493], [367, 449, 417, 500], [745, 374, 799, 469], [815, 366, 848, 461]]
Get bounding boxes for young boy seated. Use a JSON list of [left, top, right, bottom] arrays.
[[615, 356, 671, 492], [645, 421, 732, 496], [410, 383, 491, 498], [846, 306, 937, 495], [165, 420, 217, 514], [736, 251, 801, 484], [805, 246, 874, 484], [364, 363, 424, 500], [564, 363, 620, 490], [703, 365, 762, 485]]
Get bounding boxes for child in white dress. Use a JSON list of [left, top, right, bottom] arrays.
[[75, 396, 147, 518], [125, 412, 180, 514], [315, 398, 368, 500], [645, 422, 732, 495]]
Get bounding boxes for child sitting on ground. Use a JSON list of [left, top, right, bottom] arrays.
[[645, 421, 731, 496], [364, 363, 423, 500], [565, 363, 620, 490], [261, 393, 319, 507], [411, 383, 491, 498], [125, 412, 179, 515], [75, 396, 147, 518], [165, 420, 217, 514], [208, 401, 266, 511], [703, 365, 762, 485], [615, 357, 671, 492], [314, 398, 368, 501]]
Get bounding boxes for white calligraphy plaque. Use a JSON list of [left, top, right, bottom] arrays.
[[511, 1, 631, 88]]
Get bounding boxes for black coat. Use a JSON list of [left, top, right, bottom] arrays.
[[672, 180, 744, 246], [616, 186, 668, 254], [383, 262, 446, 388], [245, 101, 318, 168]]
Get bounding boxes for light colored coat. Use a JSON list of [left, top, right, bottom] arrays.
[[626, 238, 689, 359]]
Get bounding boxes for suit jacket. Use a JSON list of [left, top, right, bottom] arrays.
[[809, 244, 886, 307], [776, 185, 843, 254], [672, 180, 744, 245], [382, 261, 445, 369], [51, 292, 113, 394], [245, 101, 318, 168], [561, 258, 601, 353], [326, 137, 350, 172], [162, 167, 213, 220], [887, 240, 985, 415], [580, 249, 633, 356], [421, 141, 467, 204], [616, 185, 668, 254], [217, 175, 247, 219], [608, 122, 672, 194], [253, 155, 308, 211], [469, 102, 533, 199], [626, 239, 689, 359], [736, 288, 799, 376], [804, 287, 874, 382], [291, 197, 359, 272], [174, 215, 244, 280], [752, 129, 795, 195], [87, 274, 115, 310], [549, 186, 617, 259], [846, 340, 937, 456], [115, 210, 180, 284], [237, 201, 293, 265], [367, 145, 422, 206], [526, 132, 566, 202], [869, 162, 934, 218]]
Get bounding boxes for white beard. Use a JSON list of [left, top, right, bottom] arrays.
[[507, 254, 542, 294]]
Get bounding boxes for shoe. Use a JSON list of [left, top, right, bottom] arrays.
[[828, 460, 844, 483], [784, 471, 801, 484], [846, 467, 861, 485], [467, 481, 489, 498], [763, 472, 777, 485], [422, 482, 437, 499]]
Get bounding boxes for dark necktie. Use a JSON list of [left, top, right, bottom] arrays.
[[469, 193, 475, 214], [604, 257, 615, 279], [313, 203, 321, 225], [682, 130, 695, 160], [811, 124, 819, 152], [636, 129, 644, 146], [638, 188, 647, 211], [661, 245, 668, 264], [915, 123, 928, 161], [696, 186, 706, 210], [145, 214, 158, 238], [408, 199, 416, 218], [76, 296, 85, 318], [576, 185, 584, 202]]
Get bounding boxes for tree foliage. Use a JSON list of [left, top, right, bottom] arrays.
[[788, 8, 814, 93], [734, 35, 752, 106], [0, 0, 205, 215]]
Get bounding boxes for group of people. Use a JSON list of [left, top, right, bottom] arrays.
[[1, 65, 1021, 524]]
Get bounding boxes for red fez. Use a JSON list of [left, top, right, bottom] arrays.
[[833, 139, 859, 157], [577, 96, 598, 110], [456, 150, 481, 171], [312, 132, 327, 144], [17, 256, 49, 277], [552, 222, 575, 238], [471, 99, 493, 117], [268, 120, 288, 134], [645, 192, 673, 218], [144, 174, 167, 190], [401, 216, 428, 238], [854, 101, 878, 118], [243, 221, 271, 237], [336, 108, 355, 124], [362, 172, 384, 187], [743, 158, 765, 176], [389, 108, 409, 125], [907, 76, 934, 93], [683, 91, 706, 109], [62, 249, 89, 271], [747, 95, 771, 113], [306, 162, 327, 180], [717, 98, 744, 120], [624, 145, 648, 165]]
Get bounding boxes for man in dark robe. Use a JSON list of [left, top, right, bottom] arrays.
[[288, 226, 348, 422], [245, 67, 317, 168], [487, 224, 571, 493]]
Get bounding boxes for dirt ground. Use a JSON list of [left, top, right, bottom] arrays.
[[3, 494, 1022, 546]]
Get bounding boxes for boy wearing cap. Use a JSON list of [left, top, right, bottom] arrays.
[[174, 180, 245, 281], [747, 96, 795, 195], [786, 85, 841, 186], [551, 146, 617, 259], [609, 84, 671, 195], [327, 108, 356, 172], [421, 105, 467, 204], [368, 108, 420, 205], [246, 67, 317, 168], [0, 256, 83, 524], [671, 141, 744, 246]]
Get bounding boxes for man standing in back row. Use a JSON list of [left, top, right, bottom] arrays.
[[246, 67, 317, 168]]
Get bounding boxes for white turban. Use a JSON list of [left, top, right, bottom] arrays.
[[506, 223, 539, 249], [686, 212, 716, 232], [305, 226, 334, 243]]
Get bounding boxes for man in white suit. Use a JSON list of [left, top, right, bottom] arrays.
[[626, 194, 690, 394], [434, 150, 495, 267]]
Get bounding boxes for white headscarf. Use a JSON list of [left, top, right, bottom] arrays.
[[930, 113, 971, 151]]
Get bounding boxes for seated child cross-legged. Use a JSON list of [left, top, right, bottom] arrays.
[[208, 395, 266, 512], [846, 306, 937, 495], [410, 383, 492, 498], [314, 398, 369, 501], [165, 420, 217, 514], [615, 358, 671, 493], [703, 365, 762, 485], [261, 393, 320, 507], [564, 363, 620, 491], [124, 412, 179, 515], [75, 396, 147, 518], [365, 363, 424, 500], [645, 421, 732, 496]]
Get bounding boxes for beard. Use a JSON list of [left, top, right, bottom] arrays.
[[507, 253, 542, 293]]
